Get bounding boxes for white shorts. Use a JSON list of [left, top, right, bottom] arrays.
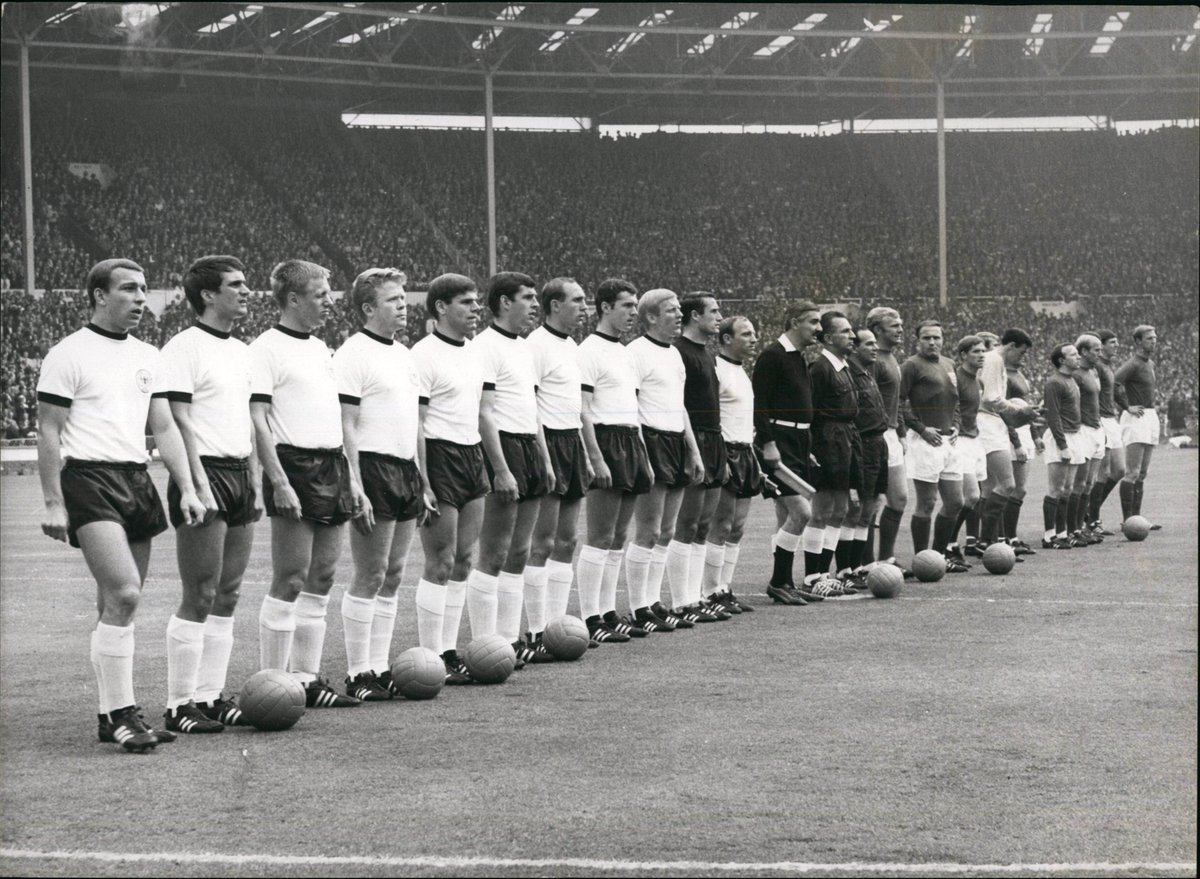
[[1101, 416, 1123, 451], [1079, 424, 1105, 461], [977, 411, 1011, 456], [907, 431, 961, 483], [956, 434, 988, 481], [1043, 429, 1088, 466], [1120, 408, 1160, 447], [884, 428, 906, 469], [1015, 425, 1037, 459]]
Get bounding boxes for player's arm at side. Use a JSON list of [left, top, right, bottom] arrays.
[[36, 400, 70, 542], [750, 349, 780, 466], [168, 398, 218, 517], [479, 386, 518, 502], [339, 400, 375, 534], [1112, 359, 1138, 415], [414, 401, 438, 521], [898, 360, 935, 445], [1042, 381, 1068, 450], [579, 387, 609, 489], [149, 397, 205, 526], [250, 400, 301, 520]]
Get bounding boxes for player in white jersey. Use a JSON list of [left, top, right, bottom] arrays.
[[159, 256, 260, 734], [469, 272, 554, 667], [38, 258, 205, 752], [629, 289, 708, 626], [526, 278, 593, 646], [409, 273, 490, 683], [335, 268, 430, 701], [705, 316, 762, 611], [250, 260, 368, 709], [577, 278, 653, 643]]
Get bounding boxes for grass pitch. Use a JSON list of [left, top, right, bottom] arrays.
[[1, 452, 1196, 878]]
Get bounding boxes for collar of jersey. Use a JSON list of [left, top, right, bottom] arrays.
[[433, 329, 465, 347], [643, 334, 671, 348], [86, 323, 128, 341], [718, 353, 742, 366], [593, 331, 620, 343], [544, 324, 572, 340], [273, 324, 310, 340], [821, 348, 847, 371], [360, 328, 394, 346], [490, 324, 520, 340], [778, 333, 797, 353], [195, 321, 231, 340]]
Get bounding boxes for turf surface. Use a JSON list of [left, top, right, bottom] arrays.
[[1, 451, 1196, 878]]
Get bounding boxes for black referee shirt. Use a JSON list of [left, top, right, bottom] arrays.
[[675, 336, 720, 432], [752, 334, 813, 446], [810, 349, 858, 425], [848, 359, 887, 435]]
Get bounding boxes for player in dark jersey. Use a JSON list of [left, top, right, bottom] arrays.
[[843, 326, 888, 584], [864, 307, 907, 571], [1071, 335, 1107, 544], [1088, 329, 1125, 533], [1042, 344, 1085, 549], [1114, 325, 1161, 529]]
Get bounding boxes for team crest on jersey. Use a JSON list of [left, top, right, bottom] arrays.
[[135, 369, 154, 393]]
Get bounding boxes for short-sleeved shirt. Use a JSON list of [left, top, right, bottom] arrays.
[[577, 332, 639, 428], [810, 349, 858, 425], [873, 349, 902, 430], [849, 359, 887, 436], [752, 334, 813, 444], [1073, 367, 1102, 429], [160, 324, 253, 459], [473, 325, 539, 435], [675, 336, 720, 432], [900, 354, 959, 434], [37, 324, 164, 463], [956, 365, 982, 437], [333, 328, 420, 459], [409, 330, 484, 445], [249, 325, 342, 450], [716, 354, 754, 445], [528, 325, 582, 431], [629, 335, 687, 433]]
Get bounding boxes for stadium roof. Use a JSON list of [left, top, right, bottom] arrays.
[[2, 3, 1199, 123]]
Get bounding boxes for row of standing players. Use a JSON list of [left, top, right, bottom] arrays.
[[35, 256, 1162, 752]]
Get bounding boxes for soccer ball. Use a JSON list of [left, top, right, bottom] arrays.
[[866, 564, 904, 598], [463, 634, 517, 684], [239, 669, 306, 731], [542, 615, 590, 661], [1122, 515, 1151, 541], [981, 542, 1016, 574], [390, 647, 445, 700], [912, 549, 947, 582]]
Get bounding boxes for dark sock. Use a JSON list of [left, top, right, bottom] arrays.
[[879, 506, 903, 560], [965, 506, 981, 540], [1087, 482, 1105, 523], [949, 508, 968, 546], [1119, 480, 1135, 520], [818, 547, 834, 576], [932, 513, 956, 554], [1099, 476, 1119, 510], [803, 551, 823, 580], [1043, 496, 1057, 533], [911, 514, 931, 553], [851, 538, 866, 568], [980, 493, 1005, 543], [1066, 493, 1081, 533], [1004, 496, 1024, 539], [1132, 481, 1144, 517], [1055, 496, 1069, 535], [835, 540, 854, 573], [771, 547, 794, 587], [864, 520, 876, 563]]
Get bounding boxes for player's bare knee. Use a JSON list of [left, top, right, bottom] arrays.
[[103, 583, 141, 622], [211, 586, 240, 617]]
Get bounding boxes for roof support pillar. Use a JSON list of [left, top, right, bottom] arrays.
[[20, 39, 36, 296], [936, 76, 947, 309], [484, 68, 497, 279]]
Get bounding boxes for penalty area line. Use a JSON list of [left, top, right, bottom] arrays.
[[0, 849, 1196, 875]]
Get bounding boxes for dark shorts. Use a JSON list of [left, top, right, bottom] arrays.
[[544, 427, 588, 502], [756, 426, 811, 498], [264, 444, 355, 526], [169, 456, 260, 529], [360, 452, 424, 522], [724, 442, 764, 499], [858, 432, 889, 499], [593, 424, 653, 495], [812, 421, 863, 493], [485, 432, 551, 502], [61, 460, 168, 549], [426, 439, 490, 510], [694, 427, 728, 490], [643, 426, 690, 488]]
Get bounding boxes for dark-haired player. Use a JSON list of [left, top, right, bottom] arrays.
[[1071, 334, 1106, 544], [410, 273, 490, 682], [38, 258, 206, 751], [159, 255, 259, 733], [1115, 325, 1161, 529], [1088, 329, 1125, 533], [1041, 344, 1085, 549], [948, 334, 986, 568], [865, 307, 907, 572], [843, 326, 888, 582]]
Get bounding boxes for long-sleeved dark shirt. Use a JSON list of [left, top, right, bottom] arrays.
[[752, 334, 812, 445], [1073, 367, 1101, 429], [675, 336, 720, 432], [1044, 371, 1081, 448], [1114, 354, 1156, 410], [849, 358, 887, 435], [956, 365, 982, 437], [873, 349, 903, 433], [900, 353, 959, 434], [1095, 358, 1118, 418], [810, 350, 858, 425]]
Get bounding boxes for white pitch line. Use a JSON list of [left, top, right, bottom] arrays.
[[0, 849, 1195, 875]]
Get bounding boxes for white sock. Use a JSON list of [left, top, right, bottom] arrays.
[[776, 528, 802, 553], [666, 539, 692, 609], [648, 544, 668, 607], [165, 615, 205, 710], [258, 595, 296, 671], [89, 630, 103, 713], [196, 614, 235, 704], [415, 578, 446, 655], [288, 592, 330, 684], [341, 593, 376, 677], [466, 570, 499, 638], [496, 572, 525, 643], [577, 545, 606, 620], [703, 542, 725, 594], [524, 566, 548, 636], [801, 525, 824, 555], [824, 525, 840, 553], [601, 549, 623, 615], [624, 544, 652, 611], [442, 579, 467, 653], [545, 559, 574, 620], [689, 542, 706, 604], [721, 542, 740, 590], [95, 621, 135, 716], [854, 526, 869, 542], [369, 595, 398, 675]]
